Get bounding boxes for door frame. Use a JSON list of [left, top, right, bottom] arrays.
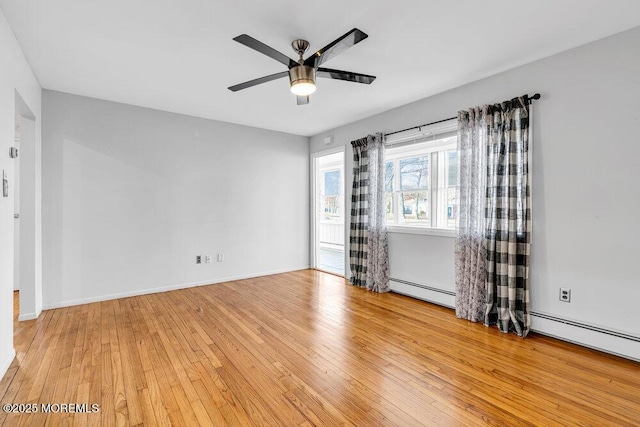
[[310, 146, 346, 276]]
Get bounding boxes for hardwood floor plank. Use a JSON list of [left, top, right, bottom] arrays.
[[114, 304, 145, 424], [136, 387, 159, 426], [191, 379, 227, 425], [74, 381, 91, 427], [2, 270, 639, 426], [142, 372, 171, 426], [169, 384, 200, 426]]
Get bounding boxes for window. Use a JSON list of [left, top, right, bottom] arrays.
[[320, 168, 343, 222], [385, 120, 457, 231]]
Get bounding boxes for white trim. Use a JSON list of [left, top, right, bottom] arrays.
[[0, 348, 16, 380], [18, 312, 38, 321], [387, 225, 455, 238], [42, 266, 310, 310], [311, 146, 347, 158], [310, 155, 317, 270]]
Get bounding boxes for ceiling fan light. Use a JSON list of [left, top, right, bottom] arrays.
[[291, 81, 316, 96], [289, 65, 316, 96]]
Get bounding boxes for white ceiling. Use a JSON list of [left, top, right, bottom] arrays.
[[2, 0, 640, 137]]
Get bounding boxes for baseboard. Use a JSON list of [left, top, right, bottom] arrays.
[[0, 348, 16, 381], [389, 278, 640, 362], [42, 265, 310, 310], [18, 312, 38, 321]]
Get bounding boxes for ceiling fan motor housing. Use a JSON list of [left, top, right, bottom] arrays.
[[289, 65, 316, 88]]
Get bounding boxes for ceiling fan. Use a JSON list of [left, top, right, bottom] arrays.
[[228, 28, 376, 105]]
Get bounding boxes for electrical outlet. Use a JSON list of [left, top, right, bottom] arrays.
[[196, 255, 202, 264], [217, 253, 224, 262], [205, 254, 212, 263], [559, 287, 571, 302]]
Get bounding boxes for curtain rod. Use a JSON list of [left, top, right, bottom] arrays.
[[384, 93, 541, 137]]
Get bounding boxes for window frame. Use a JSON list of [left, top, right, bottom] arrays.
[[384, 119, 457, 237]]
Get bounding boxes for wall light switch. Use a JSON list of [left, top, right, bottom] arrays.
[[2, 170, 8, 197]]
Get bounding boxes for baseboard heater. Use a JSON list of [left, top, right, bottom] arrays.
[[530, 311, 640, 343], [390, 277, 455, 309], [391, 278, 640, 344], [390, 277, 455, 296]]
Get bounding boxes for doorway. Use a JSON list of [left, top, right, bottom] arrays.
[[13, 91, 40, 321], [312, 149, 345, 276]]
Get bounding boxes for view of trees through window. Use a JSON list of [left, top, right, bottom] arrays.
[[385, 131, 457, 229]]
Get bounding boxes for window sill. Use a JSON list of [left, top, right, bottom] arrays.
[[386, 225, 456, 238]]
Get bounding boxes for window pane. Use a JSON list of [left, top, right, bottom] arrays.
[[384, 161, 394, 192], [400, 157, 429, 190], [447, 187, 456, 229], [323, 170, 340, 196], [399, 191, 428, 224], [446, 149, 457, 229], [447, 150, 458, 187], [385, 192, 394, 221]]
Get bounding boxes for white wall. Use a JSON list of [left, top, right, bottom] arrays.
[[310, 26, 640, 360], [0, 9, 42, 379], [42, 90, 309, 308]]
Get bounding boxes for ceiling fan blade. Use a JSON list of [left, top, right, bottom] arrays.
[[233, 34, 297, 68], [317, 68, 376, 84], [228, 71, 289, 92], [304, 28, 368, 68], [296, 96, 309, 105]]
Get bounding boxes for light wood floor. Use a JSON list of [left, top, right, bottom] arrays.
[[2, 271, 639, 426]]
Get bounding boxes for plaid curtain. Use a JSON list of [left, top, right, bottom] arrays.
[[484, 97, 531, 336], [456, 95, 532, 337], [350, 138, 369, 286], [350, 134, 389, 292]]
